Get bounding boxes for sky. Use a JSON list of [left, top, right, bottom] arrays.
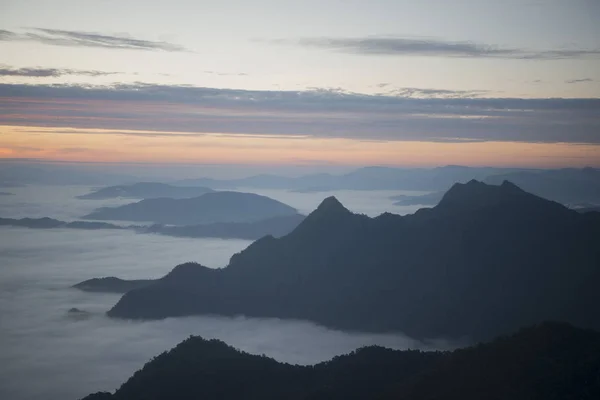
[[0, 0, 599, 167]]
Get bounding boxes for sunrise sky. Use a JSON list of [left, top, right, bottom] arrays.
[[1, 0, 599, 167]]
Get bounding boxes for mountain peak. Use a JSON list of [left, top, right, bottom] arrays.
[[500, 179, 524, 191], [315, 196, 348, 213], [438, 180, 529, 209]]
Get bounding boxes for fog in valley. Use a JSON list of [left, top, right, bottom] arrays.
[[0, 183, 445, 400]]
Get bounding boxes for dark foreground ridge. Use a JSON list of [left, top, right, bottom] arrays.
[[83, 191, 299, 225], [100, 180, 600, 341], [81, 322, 600, 400]]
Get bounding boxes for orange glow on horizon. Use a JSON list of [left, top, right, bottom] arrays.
[[1, 125, 599, 168]]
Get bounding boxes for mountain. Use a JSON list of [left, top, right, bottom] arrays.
[[81, 322, 600, 400], [0, 216, 64, 228], [391, 191, 444, 206], [145, 214, 305, 240], [578, 206, 600, 213], [176, 166, 522, 191], [82, 191, 298, 225], [176, 173, 336, 190], [73, 277, 153, 293], [0, 161, 137, 186], [0, 217, 125, 230], [176, 167, 600, 205], [98, 180, 600, 341], [77, 182, 214, 200], [0, 191, 13, 196], [484, 167, 600, 205], [1, 214, 304, 240]]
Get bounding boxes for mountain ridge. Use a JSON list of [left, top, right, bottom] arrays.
[[81, 322, 600, 400], [81, 180, 600, 341], [82, 191, 299, 225]]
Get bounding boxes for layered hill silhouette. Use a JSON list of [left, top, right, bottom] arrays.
[[484, 167, 600, 205], [81, 322, 600, 400], [145, 214, 304, 240], [85, 180, 600, 341], [391, 191, 444, 206], [177, 165, 519, 191], [82, 191, 299, 225], [77, 182, 214, 200], [1, 214, 303, 240], [0, 217, 125, 230]]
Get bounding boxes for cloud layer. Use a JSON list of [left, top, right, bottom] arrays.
[[0, 28, 187, 52], [1, 83, 599, 144], [566, 78, 594, 84], [275, 36, 600, 60], [0, 65, 119, 78]]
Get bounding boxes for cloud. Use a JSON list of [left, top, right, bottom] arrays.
[[0, 83, 598, 144], [0, 28, 188, 52], [204, 71, 249, 77], [565, 78, 594, 84], [5, 145, 42, 152], [272, 36, 600, 60], [0, 65, 120, 78], [381, 87, 490, 99]]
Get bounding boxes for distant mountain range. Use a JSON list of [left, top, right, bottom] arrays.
[[81, 322, 600, 400], [0, 214, 304, 241], [3, 163, 599, 206], [82, 191, 299, 225], [484, 167, 600, 205], [0, 217, 125, 230], [144, 214, 305, 240], [176, 166, 600, 206], [389, 167, 600, 207], [177, 165, 521, 191], [78, 182, 214, 200], [78, 180, 600, 341], [391, 191, 445, 206], [0, 162, 137, 186]]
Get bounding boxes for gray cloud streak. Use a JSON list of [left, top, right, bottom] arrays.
[[0, 28, 188, 52], [204, 71, 248, 77], [566, 78, 594, 84], [0, 83, 598, 144], [0, 65, 120, 78], [276, 36, 600, 60], [382, 87, 490, 99]]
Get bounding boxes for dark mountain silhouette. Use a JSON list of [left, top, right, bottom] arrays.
[[578, 206, 600, 213], [78, 182, 214, 200], [0, 191, 13, 196], [98, 180, 600, 341], [82, 191, 298, 225], [81, 322, 600, 400], [382, 322, 600, 400], [484, 167, 600, 205]]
